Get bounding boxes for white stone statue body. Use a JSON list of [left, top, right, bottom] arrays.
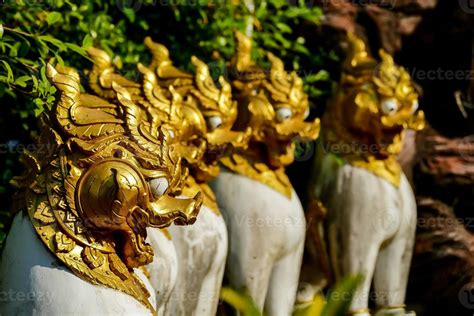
[[147, 182, 228, 316], [211, 31, 320, 315], [0, 213, 155, 316], [308, 34, 425, 316], [212, 170, 307, 316], [167, 200, 227, 316], [311, 154, 417, 316], [146, 228, 178, 315]]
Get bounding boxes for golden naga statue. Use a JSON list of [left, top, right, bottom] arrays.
[[322, 33, 425, 186], [10, 62, 202, 313], [220, 31, 320, 197]]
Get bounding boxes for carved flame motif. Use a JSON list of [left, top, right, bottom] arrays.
[[220, 31, 320, 198], [322, 33, 425, 187], [11, 63, 203, 314], [143, 37, 250, 169]]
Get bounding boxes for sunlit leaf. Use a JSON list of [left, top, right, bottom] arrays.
[[82, 34, 93, 48], [65, 43, 87, 57], [46, 12, 62, 26], [321, 275, 363, 316], [14, 76, 31, 88], [220, 287, 261, 316], [0, 61, 14, 81]]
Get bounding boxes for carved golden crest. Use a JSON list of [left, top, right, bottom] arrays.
[[322, 33, 425, 186], [221, 31, 320, 198], [11, 62, 203, 313]]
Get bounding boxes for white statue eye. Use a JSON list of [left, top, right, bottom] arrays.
[[276, 108, 292, 122], [207, 116, 223, 130], [303, 108, 310, 119], [410, 100, 419, 114], [149, 178, 169, 198], [381, 98, 399, 115], [167, 129, 175, 138]]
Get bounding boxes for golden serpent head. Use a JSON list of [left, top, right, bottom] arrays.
[[324, 33, 425, 158], [28, 63, 202, 268], [229, 31, 320, 168]]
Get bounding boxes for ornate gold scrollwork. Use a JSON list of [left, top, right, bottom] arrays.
[[220, 31, 320, 198], [11, 62, 203, 314], [322, 33, 425, 187]]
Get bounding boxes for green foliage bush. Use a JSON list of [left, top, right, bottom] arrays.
[[0, 0, 339, 248]]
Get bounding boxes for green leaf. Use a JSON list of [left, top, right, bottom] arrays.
[[321, 275, 363, 316], [82, 34, 93, 48], [9, 42, 20, 57], [0, 24, 3, 39], [34, 97, 44, 107], [31, 75, 39, 91], [0, 61, 14, 81], [38, 35, 66, 51], [65, 43, 87, 57], [293, 294, 325, 316], [220, 287, 261, 316], [54, 52, 65, 66], [37, 40, 50, 57], [15, 76, 32, 88], [39, 64, 48, 84], [18, 40, 31, 57], [34, 107, 44, 117], [122, 7, 136, 23], [138, 19, 149, 31], [305, 70, 330, 83], [47, 12, 62, 26], [275, 22, 292, 33]]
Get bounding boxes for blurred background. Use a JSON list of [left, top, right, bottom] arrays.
[[0, 0, 472, 315]]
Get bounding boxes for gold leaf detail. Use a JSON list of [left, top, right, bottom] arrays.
[[33, 201, 55, 224], [50, 159, 60, 168], [54, 232, 76, 253], [220, 154, 292, 198], [82, 247, 105, 269], [109, 254, 129, 281], [52, 185, 64, 195], [31, 174, 47, 194], [51, 170, 62, 180]]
